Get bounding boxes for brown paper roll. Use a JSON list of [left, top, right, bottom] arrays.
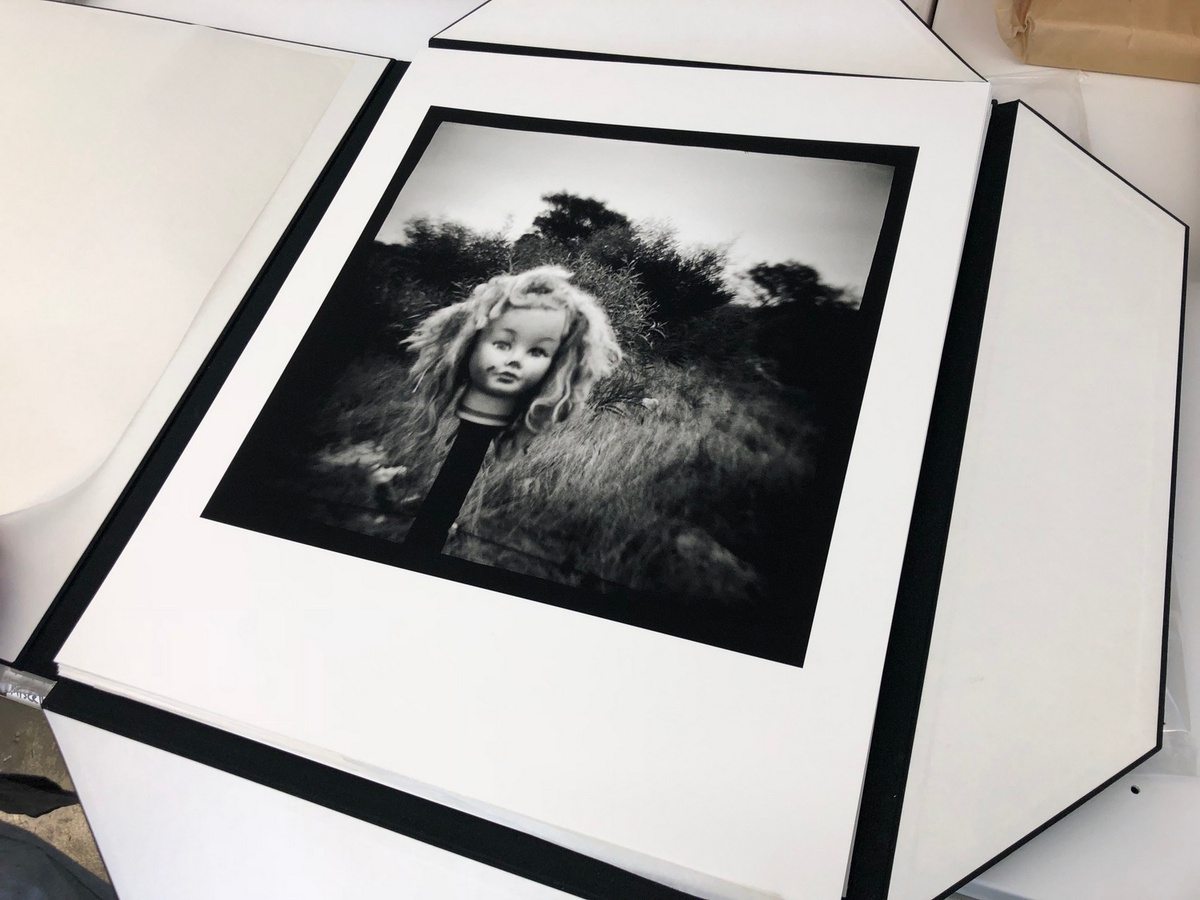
[[996, 0, 1200, 83]]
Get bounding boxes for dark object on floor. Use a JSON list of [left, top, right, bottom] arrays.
[[0, 776, 78, 819], [0, 820, 115, 900]]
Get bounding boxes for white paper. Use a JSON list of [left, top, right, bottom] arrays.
[[56, 50, 991, 899]]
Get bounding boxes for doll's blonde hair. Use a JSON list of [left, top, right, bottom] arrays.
[[403, 266, 621, 448]]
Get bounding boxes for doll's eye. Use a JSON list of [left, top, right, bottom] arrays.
[[529, 347, 549, 358], [492, 340, 511, 350]]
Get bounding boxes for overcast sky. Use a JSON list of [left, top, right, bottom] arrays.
[[376, 122, 895, 293]]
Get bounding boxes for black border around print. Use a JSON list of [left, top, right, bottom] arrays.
[[202, 106, 918, 668]]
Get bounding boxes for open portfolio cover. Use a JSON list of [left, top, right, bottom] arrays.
[[8, 1, 1186, 898]]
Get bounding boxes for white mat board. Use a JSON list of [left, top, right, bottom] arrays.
[[55, 50, 991, 899]]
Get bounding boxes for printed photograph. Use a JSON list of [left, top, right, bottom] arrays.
[[205, 110, 915, 666]]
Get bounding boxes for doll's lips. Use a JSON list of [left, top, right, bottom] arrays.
[[493, 372, 518, 383]]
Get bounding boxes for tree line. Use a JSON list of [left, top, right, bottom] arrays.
[[354, 191, 870, 415]]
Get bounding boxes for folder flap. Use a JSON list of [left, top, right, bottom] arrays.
[[890, 101, 1185, 900], [433, 0, 984, 82]]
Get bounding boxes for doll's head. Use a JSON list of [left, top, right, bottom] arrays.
[[404, 266, 621, 445]]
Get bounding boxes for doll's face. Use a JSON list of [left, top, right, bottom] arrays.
[[468, 306, 567, 399]]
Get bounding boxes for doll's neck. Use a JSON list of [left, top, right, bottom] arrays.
[[457, 386, 518, 427]]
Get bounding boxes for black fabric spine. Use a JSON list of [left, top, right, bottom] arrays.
[[44, 679, 697, 900], [844, 100, 1018, 900]]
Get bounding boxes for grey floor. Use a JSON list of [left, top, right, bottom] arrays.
[[0, 696, 111, 886]]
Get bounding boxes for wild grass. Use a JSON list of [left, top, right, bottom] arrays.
[[261, 209, 860, 610], [294, 351, 819, 607]]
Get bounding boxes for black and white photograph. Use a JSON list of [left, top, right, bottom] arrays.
[[204, 109, 915, 666]]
